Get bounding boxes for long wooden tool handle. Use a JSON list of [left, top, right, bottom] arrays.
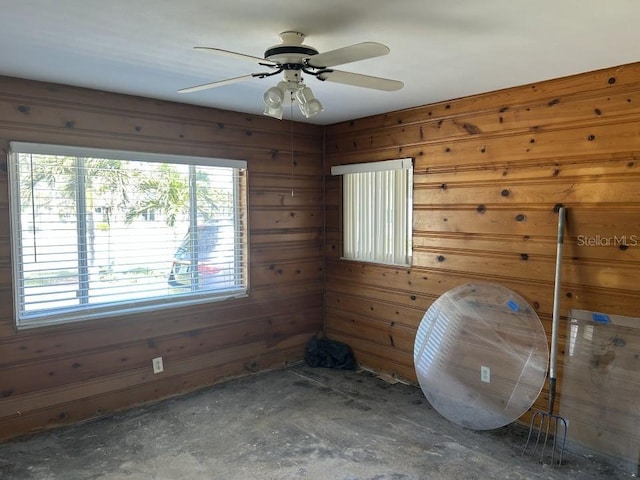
[[548, 206, 566, 413]]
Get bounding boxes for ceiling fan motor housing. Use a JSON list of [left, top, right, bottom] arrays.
[[264, 31, 318, 66]]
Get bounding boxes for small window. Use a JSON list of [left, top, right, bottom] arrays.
[[332, 158, 413, 266], [8, 142, 248, 328]]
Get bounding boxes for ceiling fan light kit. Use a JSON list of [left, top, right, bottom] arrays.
[[262, 79, 324, 119], [179, 31, 403, 120]]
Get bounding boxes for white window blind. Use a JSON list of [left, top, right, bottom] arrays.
[[8, 142, 248, 328], [332, 158, 412, 266]]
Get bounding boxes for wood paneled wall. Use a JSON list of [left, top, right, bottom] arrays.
[[2, 61, 639, 445], [324, 62, 640, 421], [0, 76, 325, 441]]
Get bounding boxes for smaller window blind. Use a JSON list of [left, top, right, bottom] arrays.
[[332, 159, 412, 266]]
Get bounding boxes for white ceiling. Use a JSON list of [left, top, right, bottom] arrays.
[[1, 0, 639, 125]]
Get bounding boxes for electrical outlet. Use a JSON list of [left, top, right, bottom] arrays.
[[480, 365, 491, 383], [152, 356, 164, 374]]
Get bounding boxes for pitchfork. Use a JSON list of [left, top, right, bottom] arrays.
[[523, 206, 569, 465]]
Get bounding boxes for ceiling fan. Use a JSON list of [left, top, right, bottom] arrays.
[[178, 31, 404, 119]]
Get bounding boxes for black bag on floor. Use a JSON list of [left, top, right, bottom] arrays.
[[304, 335, 356, 370]]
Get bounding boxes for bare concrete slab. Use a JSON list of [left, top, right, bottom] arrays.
[[0, 364, 631, 479]]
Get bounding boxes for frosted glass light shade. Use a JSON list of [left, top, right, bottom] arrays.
[[263, 104, 283, 119], [295, 86, 323, 118], [263, 86, 284, 108]]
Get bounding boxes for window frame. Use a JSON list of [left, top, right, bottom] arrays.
[[8, 142, 249, 329], [331, 158, 413, 267]]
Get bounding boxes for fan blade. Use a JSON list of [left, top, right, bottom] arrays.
[[306, 42, 390, 68], [318, 70, 404, 91], [178, 73, 267, 93], [194, 46, 277, 66]]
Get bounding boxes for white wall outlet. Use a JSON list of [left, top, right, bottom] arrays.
[[152, 356, 164, 374], [480, 365, 491, 383]]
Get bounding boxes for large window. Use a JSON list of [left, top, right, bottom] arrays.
[[331, 158, 413, 266], [9, 142, 248, 328]]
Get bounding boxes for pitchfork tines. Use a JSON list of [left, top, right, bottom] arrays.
[[523, 406, 568, 465]]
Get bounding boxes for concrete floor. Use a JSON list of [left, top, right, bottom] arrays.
[[0, 364, 631, 480]]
